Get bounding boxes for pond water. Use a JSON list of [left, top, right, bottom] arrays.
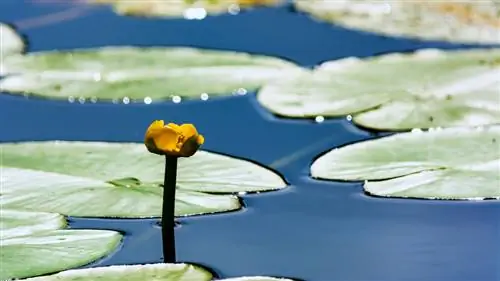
[[1, 1, 499, 281]]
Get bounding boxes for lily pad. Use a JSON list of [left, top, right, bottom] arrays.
[[0, 209, 121, 280], [310, 125, 500, 200], [0, 141, 286, 218], [20, 263, 294, 281], [293, 0, 500, 44], [0, 209, 65, 239], [0, 23, 25, 60], [257, 48, 500, 131], [0, 46, 302, 103], [89, 0, 282, 19]]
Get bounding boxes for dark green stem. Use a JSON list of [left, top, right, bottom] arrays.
[[162, 155, 178, 263]]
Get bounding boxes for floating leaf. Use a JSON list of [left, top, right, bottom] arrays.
[[18, 263, 212, 281], [89, 0, 282, 19], [0, 46, 302, 102], [0, 209, 121, 280], [257, 48, 500, 131], [293, 0, 500, 44], [0, 23, 24, 62], [0, 141, 286, 218], [0, 209, 65, 239], [310, 126, 500, 200], [19, 263, 295, 281]]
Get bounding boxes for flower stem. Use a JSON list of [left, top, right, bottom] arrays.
[[162, 155, 177, 263]]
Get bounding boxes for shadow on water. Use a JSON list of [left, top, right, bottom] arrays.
[[1, 1, 500, 281]]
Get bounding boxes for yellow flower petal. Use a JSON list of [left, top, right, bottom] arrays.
[[166, 123, 181, 131], [148, 120, 165, 130], [144, 120, 204, 157], [179, 135, 203, 157], [144, 120, 168, 154], [179, 124, 198, 139], [197, 135, 205, 145], [154, 126, 182, 154]]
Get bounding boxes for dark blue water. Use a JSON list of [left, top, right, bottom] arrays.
[[1, 1, 499, 281]]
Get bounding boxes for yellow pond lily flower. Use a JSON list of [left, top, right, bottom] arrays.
[[145, 120, 204, 157]]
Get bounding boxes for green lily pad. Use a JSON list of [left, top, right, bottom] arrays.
[[0, 209, 121, 280], [0, 209, 65, 239], [310, 125, 500, 200], [293, 0, 500, 44], [89, 0, 283, 19], [257, 48, 500, 131], [19, 263, 295, 281], [0, 141, 286, 218], [19, 263, 212, 281], [0, 46, 302, 103], [0, 23, 25, 61]]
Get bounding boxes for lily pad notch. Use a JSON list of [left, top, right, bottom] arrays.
[[310, 125, 500, 200], [0, 141, 287, 218], [257, 48, 500, 131], [0, 139, 287, 265], [0, 209, 122, 280]]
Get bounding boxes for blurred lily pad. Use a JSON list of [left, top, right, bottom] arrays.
[[293, 0, 500, 44], [0, 209, 121, 280], [20, 263, 294, 281], [0, 46, 302, 103], [0, 23, 25, 60], [89, 0, 282, 19], [310, 125, 500, 200], [257, 48, 500, 131], [0, 141, 286, 218]]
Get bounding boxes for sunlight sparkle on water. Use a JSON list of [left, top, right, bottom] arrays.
[[172, 96, 182, 103], [234, 88, 247, 95], [228, 4, 240, 15], [183, 8, 207, 20], [315, 116, 325, 123]]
